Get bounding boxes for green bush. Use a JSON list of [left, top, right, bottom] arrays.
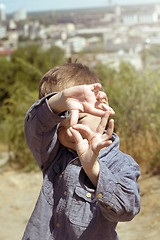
[[0, 44, 65, 170]]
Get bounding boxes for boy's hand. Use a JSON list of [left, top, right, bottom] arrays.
[[61, 83, 114, 125], [69, 111, 114, 187]]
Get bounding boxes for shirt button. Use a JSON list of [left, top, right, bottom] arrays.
[[64, 191, 67, 196], [56, 223, 61, 228], [107, 205, 112, 210], [74, 159, 78, 165], [97, 193, 103, 199], [86, 192, 91, 198]]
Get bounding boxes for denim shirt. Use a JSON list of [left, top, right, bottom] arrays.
[[22, 94, 140, 240]]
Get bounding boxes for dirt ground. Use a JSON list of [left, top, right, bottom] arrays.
[[0, 159, 160, 240]]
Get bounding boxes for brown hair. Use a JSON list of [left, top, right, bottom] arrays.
[[39, 62, 101, 99]]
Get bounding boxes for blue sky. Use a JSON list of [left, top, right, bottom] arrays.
[[1, 0, 160, 13]]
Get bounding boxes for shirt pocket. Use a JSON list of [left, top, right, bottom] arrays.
[[68, 185, 97, 227]]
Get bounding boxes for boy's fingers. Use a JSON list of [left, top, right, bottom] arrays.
[[96, 119, 114, 151], [69, 127, 83, 143], [90, 83, 102, 91], [72, 124, 93, 139], [95, 102, 115, 115], [94, 91, 108, 105], [96, 111, 110, 134], [107, 119, 114, 136], [97, 140, 113, 152], [83, 103, 109, 117], [70, 110, 79, 126], [102, 119, 114, 141]]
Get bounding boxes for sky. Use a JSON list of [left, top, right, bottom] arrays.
[[1, 0, 160, 14]]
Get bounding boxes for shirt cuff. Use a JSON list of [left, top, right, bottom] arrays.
[[95, 164, 117, 210], [36, 98, 70, 129]]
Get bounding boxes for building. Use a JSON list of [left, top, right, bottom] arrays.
[[67, 36, 86, 53], [96, 51, 143, 71], [0, 24, 6, 38], [0, 4, 6, 21], [122, 4, 160, 25], [28, 21, 40, 39], [13, 8, 27, 21]]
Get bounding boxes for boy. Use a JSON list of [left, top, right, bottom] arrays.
[[22, 62, 140, 240]]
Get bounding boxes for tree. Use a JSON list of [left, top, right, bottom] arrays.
[[0, 44, 66, 169], [0, 58, 15, 105], [1, 82, 37, 169], [11, 43, 65, 73]]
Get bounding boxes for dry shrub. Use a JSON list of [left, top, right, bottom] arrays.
[[95, 62, 160, 175], [118, 129, 160, 175]]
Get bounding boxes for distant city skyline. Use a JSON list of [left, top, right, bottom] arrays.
[[1, 0, 160, 13]]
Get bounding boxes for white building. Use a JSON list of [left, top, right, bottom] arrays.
[[122, 4, 160, 25], [96, 51, 143, 71], [8, 20, 17, 30], [67, 36, 86, 53], [0, 4, 6, 21], [54, 36, 87, 56], [0, 24, 6, 38], [8, 31, 19, 42], [13, 8, 27, 21], [28, 21, 40, 39]]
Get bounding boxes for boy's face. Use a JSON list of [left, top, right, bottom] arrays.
[[57, 113, 101, 151]]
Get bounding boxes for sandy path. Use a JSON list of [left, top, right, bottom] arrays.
[[0, 170, 42, 240], [117, 174, 160, 240], [0, 169, 160, 240]]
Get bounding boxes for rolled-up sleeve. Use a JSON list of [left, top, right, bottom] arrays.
[[24, 94, 70, 170], [96, 151, 140, 222]]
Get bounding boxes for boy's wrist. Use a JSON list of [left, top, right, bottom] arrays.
[[48, 92, 67, 114], [81, 159, 100, 187]]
